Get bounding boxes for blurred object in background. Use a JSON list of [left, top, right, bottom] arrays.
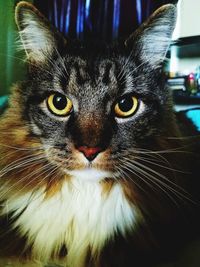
[[167, 37, 200, 104], [186, 108, 200, 131], [0, 95, 8, 115], [172, 0, 200, 40], [166, 0, 200, 105]]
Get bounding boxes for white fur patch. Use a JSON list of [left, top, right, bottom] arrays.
[[2, 176, 140, 266], [67, 168, 113, 182]]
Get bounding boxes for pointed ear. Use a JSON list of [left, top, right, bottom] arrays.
[[15, 1, 63, 62], [125, 4, 177, 68]]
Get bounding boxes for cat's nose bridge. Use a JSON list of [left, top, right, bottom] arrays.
[[72, 113, 112, 148], [77, 114, 103, 146]]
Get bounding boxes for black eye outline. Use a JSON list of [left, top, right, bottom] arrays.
[[47, 93, 73, 117], [114, 95, 140, 118]]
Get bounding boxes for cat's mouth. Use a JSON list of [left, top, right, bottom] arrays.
[[64, 152, 116, 181], [46, 146, 116, 181]]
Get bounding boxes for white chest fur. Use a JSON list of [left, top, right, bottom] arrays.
[[3, 179, 139, 266]]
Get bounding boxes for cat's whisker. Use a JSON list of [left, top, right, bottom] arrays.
[[135, 146, 193, 155], [29, 166, 61, 203], [0, 160, 45, 184], [126, 158, 185, 191], [165, 135, 200, 140], [117, 161, 168, 206], [0, 154, 45, 178], [134, 153, 170, 165], [14, 163, 59, 199], [119, 148, 171, 166], [121, 158, 195, 204], [131, 155, 189, 174], [0, 144, 42, 163], [127, 150, 169, 165], [0, 160, 54, 200], [115, 165, 152, 195], [0, 167, 59, 217], [5, 156, 46, 176], [0, 143, 44, 151], [0, 150, 44, 169], [120, 162, 156, 191], [0, 153, 40, 175], [120, 160, 181, 206]]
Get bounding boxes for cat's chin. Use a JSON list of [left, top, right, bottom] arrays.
[[66, 168, 115, 182]]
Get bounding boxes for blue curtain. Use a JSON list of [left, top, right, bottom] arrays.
[[34, 0, 176, 41]]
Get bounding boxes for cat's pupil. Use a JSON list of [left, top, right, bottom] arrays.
[[53, 94, 67, 110], [118, 97, 133, 112]]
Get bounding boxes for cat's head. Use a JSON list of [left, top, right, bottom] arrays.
[[12, 2, 177, 182]]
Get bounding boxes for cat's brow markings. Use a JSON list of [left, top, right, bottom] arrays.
[[98, 60, 115, 85], [64, 59, 90, 94]]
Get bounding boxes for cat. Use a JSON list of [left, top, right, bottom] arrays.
[[0, 1, 200, 267]]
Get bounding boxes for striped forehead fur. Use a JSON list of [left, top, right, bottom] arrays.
[[64, 58, 118, 88]]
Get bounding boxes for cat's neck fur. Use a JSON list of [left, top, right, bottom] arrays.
[[1, 176, 139, 266]]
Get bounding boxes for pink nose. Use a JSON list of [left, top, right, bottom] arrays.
[[77, 146, 102, 161]]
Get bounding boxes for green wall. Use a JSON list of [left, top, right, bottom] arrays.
[[0, 0, 32, 96]]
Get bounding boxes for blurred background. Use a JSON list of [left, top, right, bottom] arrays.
[[0, 0, 200, 129]]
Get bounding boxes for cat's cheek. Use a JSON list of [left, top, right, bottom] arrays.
[[29, 118, 43, 136], [71, 148, 89, 166], [92, 149, 116, 170]]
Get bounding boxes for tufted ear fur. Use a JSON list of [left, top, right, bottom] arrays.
[[15, 1, 64, 63], [125, 4, 177, 68]]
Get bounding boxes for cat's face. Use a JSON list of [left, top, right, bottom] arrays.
[[15, 3, 177, 182]]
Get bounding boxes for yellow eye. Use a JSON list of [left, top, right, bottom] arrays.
[[114, 95, 139, 118], [47, 93, 73, 116]]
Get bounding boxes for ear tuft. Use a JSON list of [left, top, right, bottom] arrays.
[[125, 4, 177, 68], [15, 1, 56, 62]]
